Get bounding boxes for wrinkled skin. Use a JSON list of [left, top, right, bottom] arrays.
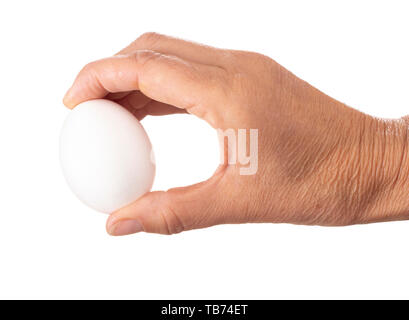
[[63, 32, 409, 236]]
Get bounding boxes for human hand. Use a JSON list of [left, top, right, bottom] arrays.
[[63, 33, 409, 235]]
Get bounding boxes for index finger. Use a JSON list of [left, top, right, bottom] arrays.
[[63, 50, 223, 122]]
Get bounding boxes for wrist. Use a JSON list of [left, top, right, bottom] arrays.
[[361, 116, 409, 223]]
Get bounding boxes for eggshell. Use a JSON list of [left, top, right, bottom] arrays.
[[60, 99, 155, 213]]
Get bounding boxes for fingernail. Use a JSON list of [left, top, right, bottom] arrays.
[[108, 220, 143, 236]]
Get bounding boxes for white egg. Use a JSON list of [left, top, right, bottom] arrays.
[[60, 99, 155, 213]]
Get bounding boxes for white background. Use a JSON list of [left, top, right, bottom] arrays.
[[0, 0, 408, 299]]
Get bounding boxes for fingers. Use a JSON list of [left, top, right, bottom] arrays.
[[115, 91, 151, 109], [105, 91, 132, 101], [106, 173, 228, 236], [115, 91, 187, 120], [63, 50, 224, 123], [131, 101, 188, 120], [116, 32, 226, 66]]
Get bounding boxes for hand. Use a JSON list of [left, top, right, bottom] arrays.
[[64, 32, 409, 235]]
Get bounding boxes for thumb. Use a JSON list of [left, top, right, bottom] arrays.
[[106, 169, 227, 236]]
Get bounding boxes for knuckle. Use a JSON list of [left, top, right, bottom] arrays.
[[132, 50, 161, 67], [80, 60, 97, 75], [158, 193, 185, 235], [231, 49, 262, 61], [227, 50, 272, 71], [136, 32, 164, 46], [222, 50, 249, 68]]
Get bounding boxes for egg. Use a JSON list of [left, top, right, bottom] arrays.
[[60, 99, 155, 213]]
